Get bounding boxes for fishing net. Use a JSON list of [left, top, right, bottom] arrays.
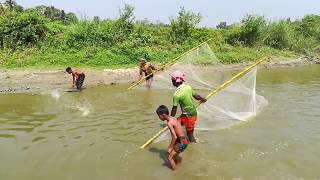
[[136, 43, 222, 90], [135, 43, 268, 143]]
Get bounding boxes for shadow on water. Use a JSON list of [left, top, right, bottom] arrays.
[[149, 147, 170, 168]]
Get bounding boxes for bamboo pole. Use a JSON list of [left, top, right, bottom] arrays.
[[127, 38, 214, 90], [139, 57, 268, 149]]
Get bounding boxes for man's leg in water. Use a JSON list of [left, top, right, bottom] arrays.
[[187, 129, 196, 143], [146, 78, 153, 89], [76, 74, 85, 91], [178, 115, 197, 143], [185, 115, 197, 143], [174, 154, 182, 165], [173, 144, 182, 164], [167, 148, 177, 170]]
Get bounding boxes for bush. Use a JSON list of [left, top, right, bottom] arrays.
[[224, 15, 266, 46], [64, 21, 98, 48], [296, 15, 320, 40], [239, 14, 266, 46], [225, 26, 243, 45], [169, 7, 202, 44], [1, 2, 320, 68], [0, 11, 46, 50], [263, 20, 292, 49]]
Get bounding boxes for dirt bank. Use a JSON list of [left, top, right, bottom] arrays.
[[0, 56, 319, 94]]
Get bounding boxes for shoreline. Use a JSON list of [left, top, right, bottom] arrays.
[[0, 56, 319, 94]]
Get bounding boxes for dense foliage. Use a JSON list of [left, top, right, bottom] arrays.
[[0, 1, 319, 68]]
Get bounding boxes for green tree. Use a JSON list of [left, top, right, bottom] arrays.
[[0, 4, 5, 15], [34, 5, 47, 14], [113, 4, 135, 42], [239, 14, 266, 46], [4, 0, 16, 10], [297, 15, 320, 40], [66, 12, 78, 24], [60, 10, 66, 22], [0, 11, 46, 50], [31, 5, 78, 24], [93, 16, 100, 23], [2, 0, 22, 11], [169, 7, 202, 43], [263, 20, 292, 49], [118, 4, 135, 23], [44, 6, 61, 20], [216, 21, 227, 29]]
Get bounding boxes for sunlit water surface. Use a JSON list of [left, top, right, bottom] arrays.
[[0, 65, 320, 179]]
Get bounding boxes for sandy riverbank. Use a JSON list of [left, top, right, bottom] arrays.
[[0, 56, 319, 94]]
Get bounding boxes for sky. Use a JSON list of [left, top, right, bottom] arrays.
[[15, 0, 320, 27]]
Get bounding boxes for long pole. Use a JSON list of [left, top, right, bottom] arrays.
[[127, 38, 214, 90], [139, 57, 267, 149]]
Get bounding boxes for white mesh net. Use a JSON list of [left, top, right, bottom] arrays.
[[135, 43, 268, 143], [136, 43, 222, 90]]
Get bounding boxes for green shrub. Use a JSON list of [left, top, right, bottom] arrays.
[[225, 26, 243, 45], [263, 20, 292, 49], [169, 7, 202, 44], [296, 15, 320, 40], [240, 14, 266, 46], [0, 11, 46, 50], [1, 2, 320, 68]]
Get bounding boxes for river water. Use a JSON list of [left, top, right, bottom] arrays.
[[0, 65, 320, 179]]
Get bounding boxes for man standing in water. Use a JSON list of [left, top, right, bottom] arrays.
[[170, 70, 207, 143], [156, 105, 189, 171], [139, 58, 157, 89], [66, 67, 85, 91]]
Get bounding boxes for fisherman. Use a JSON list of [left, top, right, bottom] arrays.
[[170, 70, 207, 143], [156, 105, 189, 171], [65, 67, 85, 91], [139, 58, 157, 89]]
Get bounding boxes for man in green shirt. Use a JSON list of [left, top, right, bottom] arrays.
[[170, 70, 207, 143]]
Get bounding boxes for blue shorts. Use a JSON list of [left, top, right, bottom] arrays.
[[175, 136, 188, 153], [176, 143, 188, 153]]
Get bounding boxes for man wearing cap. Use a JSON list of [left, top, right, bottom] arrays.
[[170, 70, 207, 143]]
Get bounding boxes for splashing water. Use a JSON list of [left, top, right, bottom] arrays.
[[50, 89, 63, 100], [76, 105, 91, 116]]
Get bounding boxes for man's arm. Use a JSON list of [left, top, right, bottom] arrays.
[[191, 87, 207, 103], [139, 69, 143, 79], [171, 106, 177, 117], [72, 74, 75, 85], [150, 64, 159, 71], [168, 123, 177, 150], [193, 94, 207, 103], [171, 94, 179, 116]]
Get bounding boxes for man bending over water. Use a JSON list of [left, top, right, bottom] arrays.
[[156, 105, 189, 171], [66, 67, 85, 91]]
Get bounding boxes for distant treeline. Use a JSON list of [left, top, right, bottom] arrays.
[[0, 0, 319, 68]]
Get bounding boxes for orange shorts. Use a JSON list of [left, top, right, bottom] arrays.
[[178, 115, 198, 131]]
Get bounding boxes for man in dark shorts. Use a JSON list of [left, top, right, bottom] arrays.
[[66, 67, 85, 91], [139, 58, 157, 89]]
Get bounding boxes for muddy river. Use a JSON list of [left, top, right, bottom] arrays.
[[0, 65, 319, 179]]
